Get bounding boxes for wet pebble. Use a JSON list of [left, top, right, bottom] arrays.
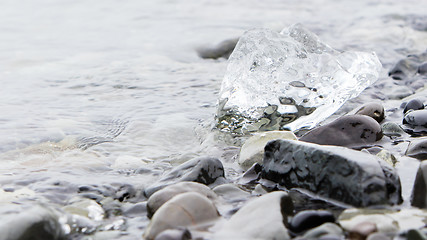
[[144, 157, 225, 197], [296, 223, 344, 240], [388, 57, 420, 80], [143, 192, 219, 240], [412, 161, 427, 208], [213, 191, 293, 240], [418, 62, 427, 75], [403, 110, 427, 136], [381, 122, 406, 137], [0, 204, 66, 240], [406, 229, 427, 240], [300, 115, 383, 147], [349, 221, 378, 239], [355, 102, 385, 123], [406, 138, 427, 160], [197, 38, 238, 59], [146, 182, 217, 219], [239, 130, 297, 170], [404, 99, 425, 114], [289, 210, 335, 234], [367, 232, 391, 240], [154, 228, 192, 240]]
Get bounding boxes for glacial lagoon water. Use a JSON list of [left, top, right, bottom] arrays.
[[0, 0, 427, 239]]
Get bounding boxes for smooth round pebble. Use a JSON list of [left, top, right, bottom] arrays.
[[404, 99, 425, 114], [146, 182, 217, 219], [289, 210, 335, 233], [349, 221, 377, 238], [300, 115, 383, 147], [154, 228, 192, 240], [356, 102, 385, 123], [367, 232, 391, 240], [143, 192, 219, 240], [406, 138, 427, 160]]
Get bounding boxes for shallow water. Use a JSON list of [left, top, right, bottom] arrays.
[[1, 0, 427, 239]]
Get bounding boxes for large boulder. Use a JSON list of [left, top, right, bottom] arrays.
[[261, 140, 402, 207], [213, 191, 293, 240]]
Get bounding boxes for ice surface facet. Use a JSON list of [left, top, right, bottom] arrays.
[[216, 24, 382, 134]]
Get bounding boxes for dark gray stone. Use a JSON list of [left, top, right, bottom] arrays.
[[289, 210, 335, 234], [261, 140, 402, 207], [404, 99, 425, 114], [389, 57, 421, 80], [411, 161, 427, 208], [144, 157, 225, 197], [356, 102, 385, 123], [154, 228, 191, 240], [403, 110, 427, 136], [299, 115, 383, 147], [406, 138, 427, 160], [0, 204, 66, 240], [419, 62, 427, 75], [197, 38, 239, 60]]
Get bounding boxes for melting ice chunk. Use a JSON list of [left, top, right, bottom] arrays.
[[216, 23, 382, 133]]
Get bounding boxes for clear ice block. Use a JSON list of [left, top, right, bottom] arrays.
[[216, 23, 382, 134]]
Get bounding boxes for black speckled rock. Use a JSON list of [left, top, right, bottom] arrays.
[[403, 110, 427, 136], [300, 115, 383, 147], [261, 140, 402, 207], [144, 157, 225, 197], [404, 99, 425, 114], [355, 102, 385, 123], [289, 210, 335, 234], [406, 138, 427, 160]]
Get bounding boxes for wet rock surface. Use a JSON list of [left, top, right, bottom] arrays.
[[146, 182, 217, 219], [299, 115, 383, 147], [213, 191, 293, 240], [238, 130, 297, 170], [289, 210, 335, 234], [144, 157, 225, 197], [197, 38, 239, 60], [403, 110, 427, 136], [406, 138, 427, 160], [261, 139, 402, 207], [143, 192, 219, 240], [404, 99, 425, 114], [355, 102, 385, 123]]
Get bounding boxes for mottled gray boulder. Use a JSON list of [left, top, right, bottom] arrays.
[[144, 192, 220, 240], [261, 140, 402, 207], [213, 191, 293, 240], [144, 157, 225, 197], [0, 204, 66, 240], [147, 182, 217, 218]]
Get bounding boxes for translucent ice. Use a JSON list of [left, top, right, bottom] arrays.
[[216, 24, 382, 134]]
